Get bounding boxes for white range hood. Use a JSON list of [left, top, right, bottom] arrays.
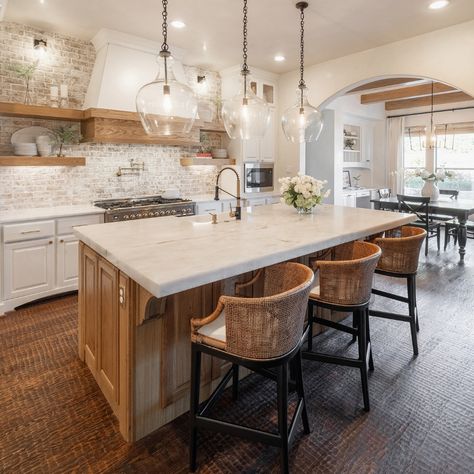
[[84, 28, 187, 112]]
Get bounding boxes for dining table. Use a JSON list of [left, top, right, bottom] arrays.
[[371, 196, 474, 262]]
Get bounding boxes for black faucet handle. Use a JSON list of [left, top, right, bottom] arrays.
[[214, 185, 220, 201]]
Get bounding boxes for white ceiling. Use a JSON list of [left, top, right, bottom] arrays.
[[5, 0, 474, 73]]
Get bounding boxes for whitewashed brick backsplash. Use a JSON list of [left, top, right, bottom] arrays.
[[0, 22, 226, 211]]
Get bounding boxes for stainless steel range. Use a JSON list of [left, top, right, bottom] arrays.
[[94, 195, 196, 223]]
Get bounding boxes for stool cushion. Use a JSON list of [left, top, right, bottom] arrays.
[[197, 310, 226, 343], [309, 285, 321, 299]]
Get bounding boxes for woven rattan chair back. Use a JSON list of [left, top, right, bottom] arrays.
[[313, 241, 381, 306], [222, 262, 314, 360], [374, 226, 426, 274]]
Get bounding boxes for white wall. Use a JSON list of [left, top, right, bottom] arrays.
[[277, 20, 474, 183]]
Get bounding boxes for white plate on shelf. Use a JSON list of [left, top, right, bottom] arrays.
[[11, 126, 51, 145]]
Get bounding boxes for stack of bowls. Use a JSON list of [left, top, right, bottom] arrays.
[[211, 148, 228, 159], [13, 143, 37, 156], [36, 135, 53, 157]]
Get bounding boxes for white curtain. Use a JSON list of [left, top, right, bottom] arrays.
[[386, 117, 405, 195]]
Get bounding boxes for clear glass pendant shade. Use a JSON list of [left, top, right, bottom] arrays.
[[136, 57, 198, 137], [282, 90, 323, 144], [222, 77, 270, 140]]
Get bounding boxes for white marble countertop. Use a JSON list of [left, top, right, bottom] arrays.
[[0, 205, 104, 224], [187, 192, 280, 203], [75, 203, 415, 299]]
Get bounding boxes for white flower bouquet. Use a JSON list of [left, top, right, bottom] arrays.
[[279, 173, 330, 214], [414, 168, 454, 183]]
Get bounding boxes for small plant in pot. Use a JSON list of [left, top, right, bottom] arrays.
[[50, 126, 82, 157]]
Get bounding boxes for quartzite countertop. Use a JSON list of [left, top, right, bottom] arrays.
[[75, 203, 415, 299]]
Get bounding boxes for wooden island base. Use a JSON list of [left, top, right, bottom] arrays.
[[78, 242, 342, 442]]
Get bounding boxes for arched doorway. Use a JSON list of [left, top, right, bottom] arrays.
[[305, 75, 474, 205]]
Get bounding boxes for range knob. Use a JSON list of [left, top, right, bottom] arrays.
[[171, 209, 176, 215], [159, 210, 166, 216], [138, 213, 143, 218], [154, 211, 160, 216], [123, 215, 129, 220]]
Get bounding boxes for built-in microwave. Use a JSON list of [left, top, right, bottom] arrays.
[[244, 162, 274, 193]]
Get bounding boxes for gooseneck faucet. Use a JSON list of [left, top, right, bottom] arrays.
[[214, 167, 241, 220]]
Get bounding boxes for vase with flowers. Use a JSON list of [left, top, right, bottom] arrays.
[[279, 173, 330, 214], [415, 168, 454, 201]]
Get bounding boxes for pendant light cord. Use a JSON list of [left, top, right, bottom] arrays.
[[241, 0, 249, 98], [160, 0, 170, 84]]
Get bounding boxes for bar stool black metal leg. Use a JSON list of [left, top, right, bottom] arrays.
[[232, 364, 239, 401], [357, 310, 370, 412], [351, 315, 358, 344], [307, 302, 314, 351], [293, 352, 310, 435], [407, 275, 419, 356], [366, 308, 374, 372], [413, 277, 420, 332], [190, 345, 201, 472], [277, 362, 290, 474]]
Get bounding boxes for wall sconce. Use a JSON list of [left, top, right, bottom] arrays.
[[196, 75, 208, 94], [34, 39, 47, 59]]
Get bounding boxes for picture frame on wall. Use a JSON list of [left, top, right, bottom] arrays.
[[343, 170, 351, 188]]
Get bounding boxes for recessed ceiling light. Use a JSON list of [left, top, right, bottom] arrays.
[[171, 20, 186, 29], [429, 0, 450, 10], [274, 55, 285, 62]]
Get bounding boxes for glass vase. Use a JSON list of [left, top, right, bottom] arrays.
[[295, 206, 314, 215]]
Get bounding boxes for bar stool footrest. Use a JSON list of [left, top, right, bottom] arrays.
[[369, 309, 412, 323], [372, 288, 409, 303], [312, 316, 358, 335], [302, 350, 364, 368]]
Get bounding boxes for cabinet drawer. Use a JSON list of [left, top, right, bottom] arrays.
[[57, 214, 102, 235], [4, 220, 55, 243], [196, 202, 222, 215]]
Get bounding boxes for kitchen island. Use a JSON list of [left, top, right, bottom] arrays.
[[74, 204, 415, 442]]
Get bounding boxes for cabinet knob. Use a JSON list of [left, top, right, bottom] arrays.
[[49, 240, 53, 244], [60, 239, 64, 243]]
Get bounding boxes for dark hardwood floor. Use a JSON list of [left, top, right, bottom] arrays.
[[1, 242, 474, 473]]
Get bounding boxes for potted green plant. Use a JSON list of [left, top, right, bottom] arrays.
[[50, 126, 82, 157], [10, 62, 37, 104]]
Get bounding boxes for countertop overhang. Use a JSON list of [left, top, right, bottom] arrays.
[[74, 204, 416, 298]]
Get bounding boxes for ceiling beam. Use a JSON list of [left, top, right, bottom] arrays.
[[347, 78, 422, 93], [361, 82, 456, 104], [385, 91, 474, 111]]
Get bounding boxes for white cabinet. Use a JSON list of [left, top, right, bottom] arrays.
[[0, 211, 103, 315], [247, 197, 267, 207], [266, 196, 281, 205], [342, 193, 357, 208], [4, 238, 55, 300], [57, 235, 79, 288]]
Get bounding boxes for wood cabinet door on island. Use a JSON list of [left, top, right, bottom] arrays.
[[97, 257, 120, 415]]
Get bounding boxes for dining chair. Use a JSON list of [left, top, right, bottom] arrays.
[[377, 188, 391, 199], [189, 262, 314, 474], [397, 194, 440, 256]]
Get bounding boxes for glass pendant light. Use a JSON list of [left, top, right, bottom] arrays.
[[282, 2, 323, 144], [136, 0, 198, 136], [422, 81, 438, 150], [222, 0, 270, 140]]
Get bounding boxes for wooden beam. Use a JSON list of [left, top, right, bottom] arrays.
[[361, 82, 456, 104], [385, 91, 473, 110], [348, 78, 422, 93]]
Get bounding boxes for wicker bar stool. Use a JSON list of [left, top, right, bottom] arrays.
[[189, 262, 314, 474], [369, 226, 426, 356], [303, 241, 381, 412]]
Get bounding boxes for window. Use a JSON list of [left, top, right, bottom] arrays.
[[403, 123, 474, 198], [403, 130, 425, 195], [436, 131, 474, 199]]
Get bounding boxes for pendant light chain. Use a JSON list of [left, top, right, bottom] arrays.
[[297, 2, 308, 110], [161, 0, 169, 53], [241, 0, 249, 99], [159, 0, 170, 85]]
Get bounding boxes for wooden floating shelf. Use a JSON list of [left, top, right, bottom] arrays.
[[0, 101, 229, 146], [0, 102, 83, 121], [0, 156, 86, 166], [180, 158, 236, 167]]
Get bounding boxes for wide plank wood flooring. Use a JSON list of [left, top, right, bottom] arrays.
[[1, 244, 474, 473]]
